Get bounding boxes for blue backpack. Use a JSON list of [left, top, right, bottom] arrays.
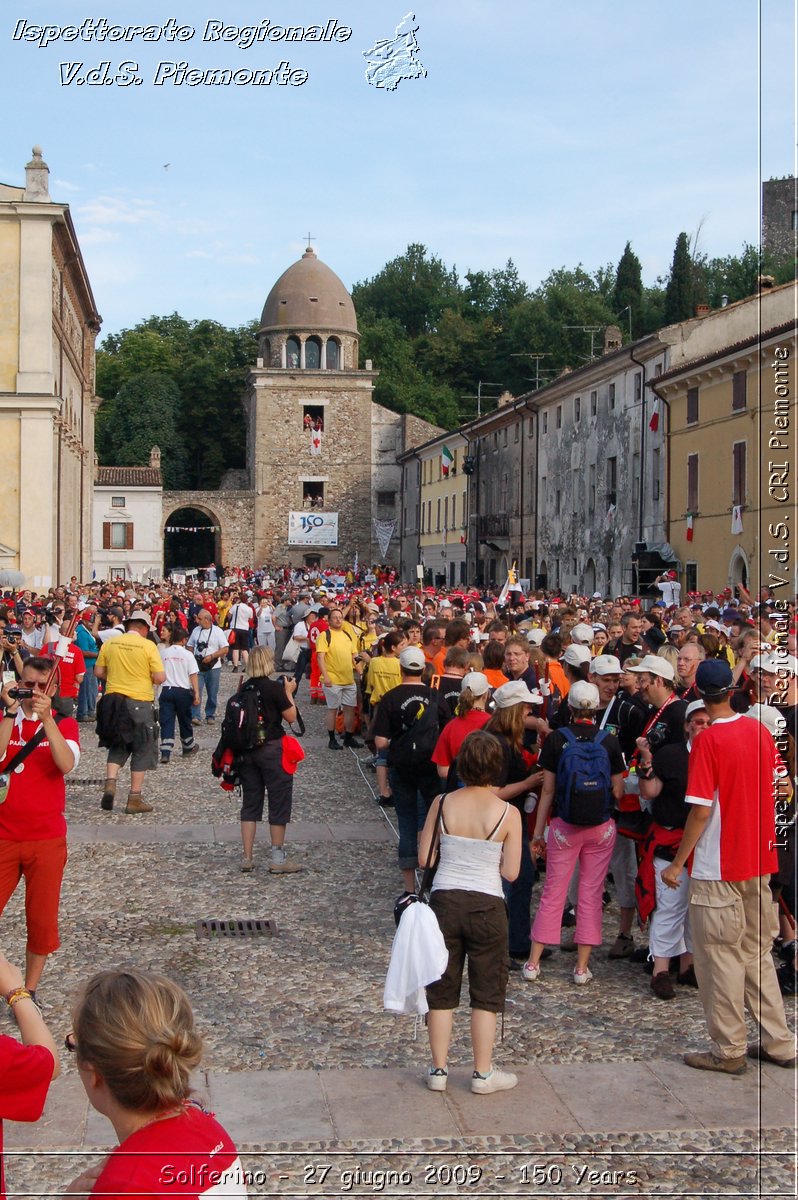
[[555, 728, 613, 826]]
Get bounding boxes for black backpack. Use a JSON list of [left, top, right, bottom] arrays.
[[221, 680, 262, 754], [387, 692, 439, 771]]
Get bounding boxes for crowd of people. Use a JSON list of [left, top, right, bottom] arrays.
[[0, 565, 795, 1191]]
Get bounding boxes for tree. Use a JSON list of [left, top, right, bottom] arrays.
[[663, 232, 695, 324], [96, 373, 188, 488], [352, 244, 461, 337], [611, 242, 642, 338]]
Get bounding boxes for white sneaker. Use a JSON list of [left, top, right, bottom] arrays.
[[573, 967, 594, 986], [521, 961, 541, 982], [426, 1066, 448, 1092], [471, 1067, 518, 1095]]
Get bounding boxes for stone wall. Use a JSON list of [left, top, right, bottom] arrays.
[[762, 177, 796, 263], [162, 490, 255, 569]]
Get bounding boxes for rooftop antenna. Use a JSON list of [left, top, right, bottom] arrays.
[[564, 324, 602, 361], [511, 352, 549, 390]]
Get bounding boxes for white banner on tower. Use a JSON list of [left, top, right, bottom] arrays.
[[373, 519, 396, 558], [288, 511, 339, 546]]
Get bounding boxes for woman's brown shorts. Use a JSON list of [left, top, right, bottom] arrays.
[[426, 889, 509, 1012]]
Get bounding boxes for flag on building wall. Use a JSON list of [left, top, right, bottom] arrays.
[[648, 402, 659, 432], [731, 506, 744, 535], [441, 445, 454, 476], [686, 514, 694, 542]]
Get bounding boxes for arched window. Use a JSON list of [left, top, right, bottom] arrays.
[[325, 339, 340, 369], [305, 337, 321, 369], [286, 337, 300, 369]]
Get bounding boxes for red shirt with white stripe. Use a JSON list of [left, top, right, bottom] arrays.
[[0, 713, 79, 841], [686, 714, 780, 881]]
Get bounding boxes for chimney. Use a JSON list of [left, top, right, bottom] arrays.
[[758, 275, 776, 291], [603, 325, 623, 354], [149, 446, 162, 469], [23, 145, 50, 202], [497, 390, 514, 407], [695, 304, 710, 318]]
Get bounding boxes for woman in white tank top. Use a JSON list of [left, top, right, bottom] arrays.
[[417, 730, 522, 1096]]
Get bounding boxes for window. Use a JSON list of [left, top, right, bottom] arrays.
[[652, 448, 660, 501], [111, 496, 125, 508], [103, 522, 133, 550], [590, 390, 597, 417], [686, 562, 698, 592], [609, 383, 616, 409], [654, 363, 663, 377], [325, 339, 340, 369], [687, 453, 699, 512], [436, 499, 441, 531], [503, 427, 508, 446], [606, 457, 617, 506], [732, 370, 747, 411], [540, 476, 547, 505], [732, 442, 746, 506], [420, 504, 426, 534], [556, 405, 562, 429], [451, 494, 456, 527], [493, 432, 498, 449], [304, 337, 321, 369], [542, 412, 548, 434], [427, 500, 432, 531], [588, 465, 595, 514], [302, 404, 324, 432], [514, 424, 519, 443], [302, 482, 324, 508], [687, 386, 699, 425], [377, 491, 396, 507], [572, 468, 579, 507], [634, 372, 642, 402], [574, 396, 581, 422], [632, 452, 640, 506], [555, 489, 561, 515], [606, 555, 612, 587], [527, 418, 533, 437], [286, 336, 301, 368]]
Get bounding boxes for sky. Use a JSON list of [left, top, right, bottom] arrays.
[[1, 1, 795, 339]]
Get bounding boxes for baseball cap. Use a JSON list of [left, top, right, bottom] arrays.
[[626, 654, 676, 682], [744, 703, 787, 737], [570, 622, 594, 645], [685, 699, 706, 719], [567, 680, 601, 710], [399, 647, 425, 672], [460, 671, 491, 697], [492, 680, 544, 708], [592, 591, 602, 599], [526, 629, 545, 646], [561, 644, 592, 667], [695, 659, 733, 695], [589, 654, 622, 676], [757, 653, 798, 677]]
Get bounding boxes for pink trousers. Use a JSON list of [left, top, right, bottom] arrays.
[[531, 818, 617, 947]]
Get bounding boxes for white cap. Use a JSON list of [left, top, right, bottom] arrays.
[[567, 680, 601, 710], [492, 680, 544, 708], [589, 654, 622, 676], [526, 628, 545, 646], [561, 644, 592, 667], [757, 653, 798, 677], [744, 703, 787, 736], [625, 653, 676, 682], [399, 647, 425, 671], [570, 622, 595, 645], [592, 591, 603, 599], [685, 699, 706, 719], [461, 671, 490, 697]]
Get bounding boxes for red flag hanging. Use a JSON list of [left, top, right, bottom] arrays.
[[648, 403, 659, 433], [686, 514, 694, 542]]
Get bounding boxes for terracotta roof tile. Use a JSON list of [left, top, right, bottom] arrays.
[[96, 466, 162, 486]]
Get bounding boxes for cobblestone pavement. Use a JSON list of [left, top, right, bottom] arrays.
[[3, 669, 796, 1196]]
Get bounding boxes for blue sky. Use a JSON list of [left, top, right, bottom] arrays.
[[1, 1, 794, 338]]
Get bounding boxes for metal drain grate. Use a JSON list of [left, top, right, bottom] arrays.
[[195, 918, 278, 940]]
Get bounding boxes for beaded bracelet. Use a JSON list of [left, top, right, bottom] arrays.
[[5, 987, 33, 1008]]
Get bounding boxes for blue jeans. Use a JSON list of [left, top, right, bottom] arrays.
[[389, 767, 440, 870], [159, 686, 196, 754], [293, 648, 311, 691], [503, 835, 536, 957], [192, 668, 221, 720], [76, 668, 98, 719]]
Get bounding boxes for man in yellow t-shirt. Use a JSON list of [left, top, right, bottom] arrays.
[[317, 607, 362, 750], [94, 612, 165, 815]]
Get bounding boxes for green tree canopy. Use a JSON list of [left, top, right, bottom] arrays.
[[612, 242, 643, 338], [664, 232, 695, 324], [96, 373, 188, 488]]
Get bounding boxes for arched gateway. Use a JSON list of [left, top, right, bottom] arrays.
[[162, 491, 255, 576]]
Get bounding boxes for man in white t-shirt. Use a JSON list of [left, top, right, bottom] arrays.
[[655, 571, 682, 608], [187, 610, 228, 724], [227, 596, 255, 673]]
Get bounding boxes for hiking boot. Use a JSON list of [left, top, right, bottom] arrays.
[[205, 716, 216, 724], [683, 1051, 747, 1075], [100, 779, 116, 811], [182, 744, 199, 758], [192, 718, 202, 727], [608, 933, 634, 959], [747, 1043, 797, 1069], [651, 971, 676, 1000], [426, 1066, 448, 1092], [125, 793, 153, 814], [471, 1067, 518, 1095]]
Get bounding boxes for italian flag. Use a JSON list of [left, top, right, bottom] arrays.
[[441, 445, 454, 476], [686, 514, 694, 542]]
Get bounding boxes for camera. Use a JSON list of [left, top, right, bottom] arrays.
[[3, 627, 21, 643], [8, 687, 33, 700]]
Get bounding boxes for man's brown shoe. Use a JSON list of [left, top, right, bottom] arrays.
[[608, 933, 634, 959], [125, 793, 154, 814], [747, 1044, 797, 1069], [651, 971, 675, 1000], [683, 1051, 747, 1075]]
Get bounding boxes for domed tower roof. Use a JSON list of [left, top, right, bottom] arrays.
[[260, 247, 357, 334]]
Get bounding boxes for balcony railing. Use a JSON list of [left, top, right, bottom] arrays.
[[477, 514, 510, 538]]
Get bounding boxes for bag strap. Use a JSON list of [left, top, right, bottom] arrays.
[[417, 794, 445, 899], [2, 713, 65, 775]]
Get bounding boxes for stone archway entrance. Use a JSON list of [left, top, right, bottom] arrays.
[[584, 557, 596, 596], [163, 505, 222, 575], [728, 547, 749, 590]]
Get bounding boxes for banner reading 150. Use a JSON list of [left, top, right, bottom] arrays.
[[287, 511, 339, 546]]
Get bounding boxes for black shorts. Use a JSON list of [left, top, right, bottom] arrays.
[[237, 739, 293, 825], [232, 630, 250, 650], [426, 889, 509, 1012]]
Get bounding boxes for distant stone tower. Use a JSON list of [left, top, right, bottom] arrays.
[[244, 247, 378, 567], [762, 177, 797, 263]]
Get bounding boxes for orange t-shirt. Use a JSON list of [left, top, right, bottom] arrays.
[[483, 668, 509, 689], [545, 660, 570, 697]]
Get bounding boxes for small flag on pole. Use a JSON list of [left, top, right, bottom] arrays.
[[686, 514, 694, 542], [441, 445, 454, 477]]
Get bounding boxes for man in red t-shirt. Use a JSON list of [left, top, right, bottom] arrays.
[[663, 660, 795, 1073], [0, 952, 59, 1200], [43, 625, 85, 718], [0, 658, 80, 1001]]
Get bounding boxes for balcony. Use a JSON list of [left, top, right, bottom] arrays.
[[477, 514, 510, 539]]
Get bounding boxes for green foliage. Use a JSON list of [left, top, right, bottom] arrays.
[[612, 242, 643, 338], [664, 232, 695, 324], [352, 243, 461, 338], [96, 373, 188, 488]]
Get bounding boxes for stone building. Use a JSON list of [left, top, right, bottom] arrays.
[[762, 176, 797, 264], [0, 147, 101, 586], [242, 245, 440, 569]]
